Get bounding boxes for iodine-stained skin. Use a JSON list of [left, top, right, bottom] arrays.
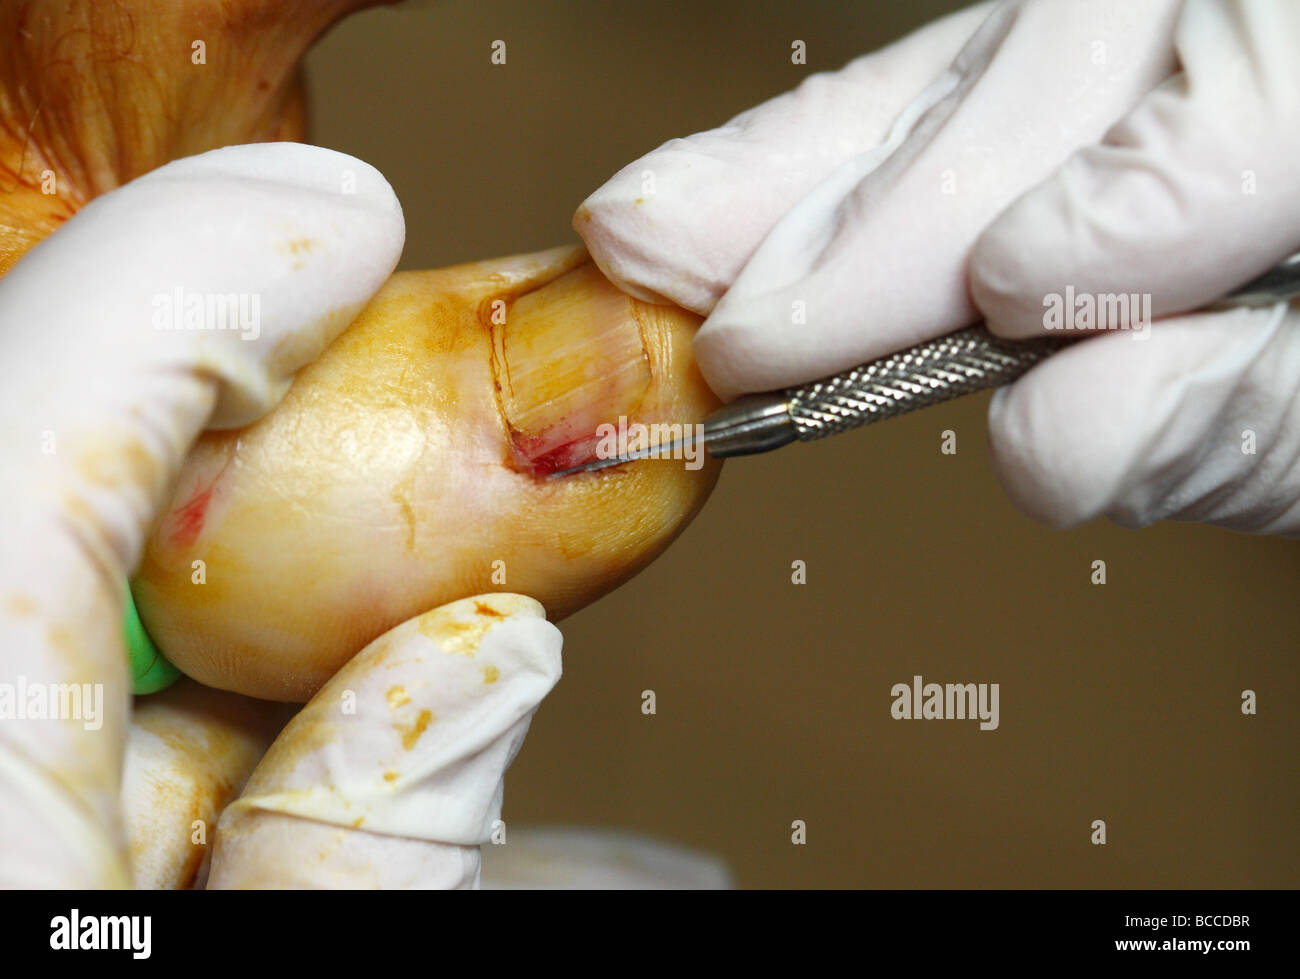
[[133, 246, 722, 701], [0, 0, 386, 277]]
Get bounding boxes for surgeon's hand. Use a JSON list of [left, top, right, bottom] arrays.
[[0, 142, 558, 888], [126, 593, 560, 890], [577, 0, 1300, 536]]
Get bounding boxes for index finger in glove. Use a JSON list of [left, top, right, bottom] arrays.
[[574, 1, 994, 315], [694, 0, 1180, 400]]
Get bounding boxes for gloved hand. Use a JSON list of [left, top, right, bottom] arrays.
[[0, 142, 562, 888], [576, 0, 1300, 536], [127, 593, 560, 890]]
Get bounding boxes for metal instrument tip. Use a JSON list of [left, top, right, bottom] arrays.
[[546, 438, 695, 479]]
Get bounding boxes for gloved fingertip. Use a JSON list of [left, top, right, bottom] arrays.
[[573, 204, 696, 308], [986, 375, 1111, 530], [693, 314, 768, 402], [969, 204, 1061, 340], [218, 591, 563, 856], [375, 593, 562, 690], [159, 142, 401, 212], [574, 176, 732, 315]]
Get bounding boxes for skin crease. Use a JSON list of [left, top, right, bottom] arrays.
[[133, 245, 722, 701]]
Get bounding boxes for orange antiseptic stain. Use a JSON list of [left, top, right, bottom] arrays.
[[417, 615, 487, 656], [281, 237, 316, 255], [398, 708, 432, 750], [386, 685, 410, 709], [4, 594, 36, 617], [483, 665, 500, 684], [474, 601, 504, 618], [169, 484, 215, 548]]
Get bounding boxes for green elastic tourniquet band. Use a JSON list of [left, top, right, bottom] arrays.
[[124, 584, 182, 695]]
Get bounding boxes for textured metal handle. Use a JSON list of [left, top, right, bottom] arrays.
[[782, 249, 1300, 443], [785, 324, 1071, 441]]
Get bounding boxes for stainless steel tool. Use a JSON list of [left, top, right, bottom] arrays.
[[549, 252, 1300, 477]]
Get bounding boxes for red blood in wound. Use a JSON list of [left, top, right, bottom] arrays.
[[512, 431, 602, 478], [170, 485, 214, 548]]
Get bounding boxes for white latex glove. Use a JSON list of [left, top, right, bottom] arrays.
[[0, 141, 404, 886], [973, 0, 1300, 534], [578, 0, 1300, 535], [207, 593, 561, 890], [121, 592, 561, 890], [480, 826, 732, 889]]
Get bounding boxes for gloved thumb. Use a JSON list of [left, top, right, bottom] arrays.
[[207, 594, 562, 889]]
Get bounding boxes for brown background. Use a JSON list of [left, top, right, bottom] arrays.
[[304, 0, 1299, 887]]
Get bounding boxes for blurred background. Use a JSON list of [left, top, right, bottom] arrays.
[[305, 0, 1298, 887]]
